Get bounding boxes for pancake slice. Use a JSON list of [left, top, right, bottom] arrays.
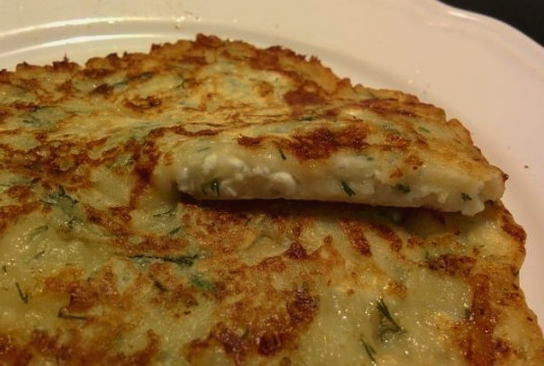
[[0, 34, 505, 214]]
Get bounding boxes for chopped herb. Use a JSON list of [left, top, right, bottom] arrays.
[[41, 186, 78, 207], [461, 193, 472, 201], [168, 226, 182, 236], [22, 116, 43, 126], [33, 250, 46, 259], [360, 336, 377, 364], [395, 184, 411, 194], [382, 123, 399, 133], [112, 72, 154, 88], [128, 254, 198, 267], [377, 298, 403, 341], [418, 126, 431, 133], [29, 225, 48, 240], [364, 155, 375, 161], [278, 148, 287, 160], [201, 180, 221, 197], [113, 154, 134, 168], [15, 282, 29, 304], [297, 115, 316, 121], [2, 265, 6, 274], [210, 180, 220, 197], [133, 72, 154, 81], [66, 217, 82, 229], [153, 279, 168, 292], [196, 147, 211, 152], [341, 181, 356, 197], [58, 307, 88, 320], [190, 274, 216, 291], [153, 208, 176, 217]]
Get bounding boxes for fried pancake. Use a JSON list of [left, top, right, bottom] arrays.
[[0, 34, 504, 214], [0, 180, 541, 365], [0, 35, 541, 366]]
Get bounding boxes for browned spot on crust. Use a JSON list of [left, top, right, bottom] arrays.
[[91, 83, 113, 96], [501, 212, 526, 244], [427, 254, 475, 277], [458, 274, 498, 366], [186, 287, 318, 364], [370, 223, 403, 252], [56, 80, 73, 94], [0, 327, 159, 365], [282, 125, 368, 160], [284, 86, 324, 105], [404, 154, 423, 170], [83, 68, 115, 79], [0, 334, 32, 366], [0, 203, 38, 234], [237, 135, 263, 147], [389, 168, 404, 179], [195, 34, 223, 48], [181, 56, 207, 65], [340, 219, 371, 256], [6, 185, 33, 202], [385, 134, 410, 150], [125, 96, 162, 111], [256, 81, 274, 97], [285, 241, 308, 259]]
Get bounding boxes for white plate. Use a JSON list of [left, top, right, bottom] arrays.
[[1, 0, 543, 325]]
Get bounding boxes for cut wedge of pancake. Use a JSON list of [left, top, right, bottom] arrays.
[[0, 34, 504, 214]]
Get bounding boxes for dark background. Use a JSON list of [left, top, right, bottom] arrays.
[[439, 0, 544, 46]]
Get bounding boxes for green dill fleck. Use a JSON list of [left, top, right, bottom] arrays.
[[190, 274, 216, 291], [112, 72, 154, 89], [377, 298, 404, 341], [200, 180, 220, 197], [153, 208, 176, 217], [341, 181, 356, 197], [364, 155, 375, 161], [278, 148, 287, 160], [41, 186, 78, 207], [461, 193, 472, 201], [382, 123, 399, 133], [29, 225, 48, 240], [134, 72, 154, 81], [168, 226, 182, 236], [58, 307, 88, 320], [418, 126, 431, 133], [395, 184, 411, 194], [360, 336, 377, 364], [297, 115, 316, 121], [22, 116, 43, 126], [113, 154, 134, 168], [153, 279, 168, 292], [196, 147, 211, 152], [210, 180, 220, 197], [33, 250, 46, 259], [2, 265, 7, 274], [112, 79, 128, 88], [128, 254, 198, 267], [15, 282, 29, 304]]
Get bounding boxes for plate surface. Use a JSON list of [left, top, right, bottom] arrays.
[[1, 0, 543, 325]]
